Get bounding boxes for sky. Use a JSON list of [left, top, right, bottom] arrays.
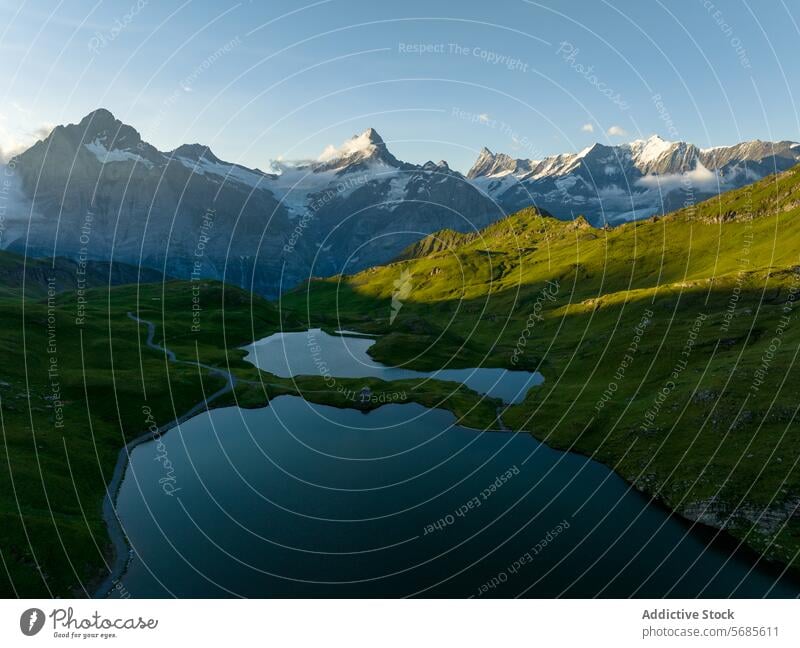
[[1, 0, 799, 173]]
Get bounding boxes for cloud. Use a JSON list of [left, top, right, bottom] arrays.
[[317, 129, 379, 162], [581, 123, 594, 133], [607, 125, 628, 137], [317, 144, 340, 162], [29, 124, 53, 141], [0, 140, 25, 163], [636, 160, 721, 192], [0, 121, 54, 162], [478, 113, 490, 123]]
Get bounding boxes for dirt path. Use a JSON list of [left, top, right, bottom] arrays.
[[94, 313, 241, 598]]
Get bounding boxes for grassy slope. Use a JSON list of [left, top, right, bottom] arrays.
[[282, 165, 800, 568], [0, 276, 498, 597], [0, 249, 163, 299]]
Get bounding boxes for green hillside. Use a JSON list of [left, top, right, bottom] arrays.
[[3, 164, 800, 596], [0, 250, 164, 298], [0, 273, 498, 596], [283, 164, 800, 569]]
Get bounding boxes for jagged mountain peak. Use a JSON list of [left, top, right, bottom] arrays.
[[72, 108, 144, 148], [468, 134, 800, 224], [315, 127, 401, 170], [78, 107, 118, 128], [171, 143, 221, 164], [360, 127, 383, 143], [576, 142, 616, 158], [12, 108, 159, 174], [467, 147, 527, 179], [630, 133, 669, 145]]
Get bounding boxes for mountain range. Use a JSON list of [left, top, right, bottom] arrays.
[[468, 136, 800, 223], [2, 108, 797, 295], [287, 164, 800, 570]]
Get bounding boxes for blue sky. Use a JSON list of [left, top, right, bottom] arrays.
[[1, 0, 799, 172]]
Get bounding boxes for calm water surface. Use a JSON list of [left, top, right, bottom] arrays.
[[113, 395, 800, 597], [241, 329, 544, 404]]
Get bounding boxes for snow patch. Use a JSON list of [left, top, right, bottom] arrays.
[[378, 176, 408, 211], [177, 156, 268, 190], [267, 160, 394, 217], [629, 135, 674, 165], [85, 138, 152, 167]]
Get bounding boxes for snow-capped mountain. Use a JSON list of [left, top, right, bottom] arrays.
[[265, 127, 504, 277], [2, 110, 502, 296], [3, 109, 799, 296], [4, 109, 290, 296], [467, 135, 800, 224]]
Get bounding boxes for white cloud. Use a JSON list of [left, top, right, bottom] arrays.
[[581, 123, 594, 133], [607, 125, 628, 137], [0, 121, 54, 162], [0, 137, 28, 163], [317, 130, 378, 162], [636, 160, 721, 192]]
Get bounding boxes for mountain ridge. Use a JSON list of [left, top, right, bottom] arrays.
[[467, 135, 800, 224], [3, 110, 503, 297], [284, 163, 800, 570], [3, 108, 799, 295]]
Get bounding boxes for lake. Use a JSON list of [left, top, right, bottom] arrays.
[[241, 328, 544, 404], [111, 396, 799, 596]]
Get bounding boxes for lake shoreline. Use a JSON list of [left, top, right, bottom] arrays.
[[96, 325, 800, 598]]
